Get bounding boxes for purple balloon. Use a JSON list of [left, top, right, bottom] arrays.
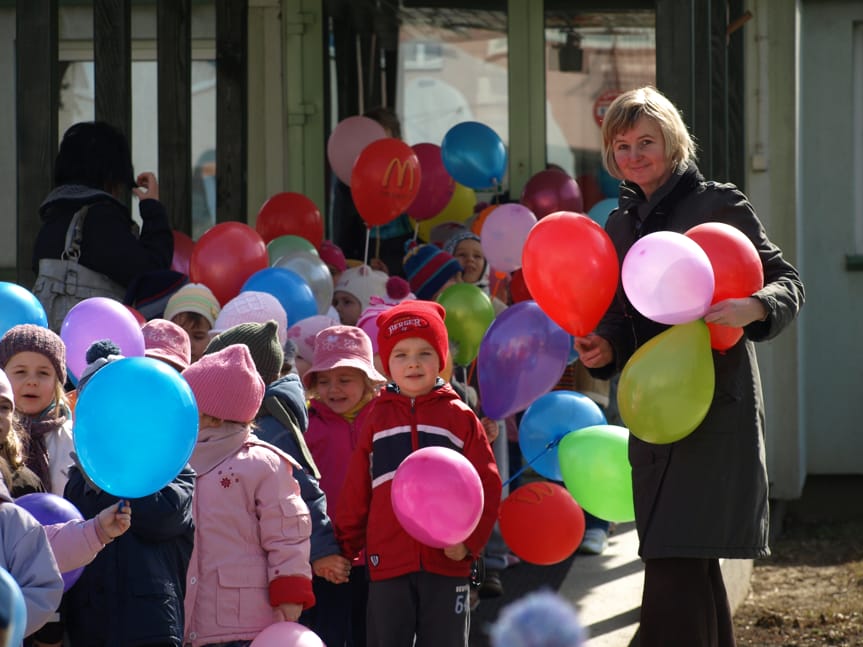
[[15, 493, 86, 591], [408, 143, 456, 222], [480, 203, 537, 273], [478, 301, 571, 420], [60, 297, 146, 380]]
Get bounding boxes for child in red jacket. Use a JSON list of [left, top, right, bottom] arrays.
[[335, 300, 502, 646]]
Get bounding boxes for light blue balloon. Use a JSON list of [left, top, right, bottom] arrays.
[[587, 198, 618, 228], [0, 282, 48, 338], [74, 357, 198, 498], [441, 121, 507, 190], [241, 267, 318, 327], [0, 566, 28, 647], [518, 390, 607, 481]]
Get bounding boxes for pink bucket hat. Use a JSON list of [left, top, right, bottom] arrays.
[[286, 314, 340, 364], [211, 291, 288, 346], [142, 319, 192, 371], [301, 325, 387, 389], [182, 344, 265, 422]]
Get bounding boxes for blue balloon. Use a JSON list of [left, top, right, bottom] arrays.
[[598, 166, 620, 198], [241, 267, 317, 327], [0, 566, 27, 647], [74, 357, 198, 498], [441, 121, 507, 190], [0, 282, 48, 337], [518, 390, 607, 481], [587, 197, 617, 228]]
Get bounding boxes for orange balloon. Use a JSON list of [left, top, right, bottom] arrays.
[[499, 481, 585, 565], [471, 205, 497, 236], [521, 211, 619, 336], [351, 138, 421, 227]]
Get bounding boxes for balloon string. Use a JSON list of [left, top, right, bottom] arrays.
[[502, 438, 561, 488], [467, 358, 476, 385], [374, 227, 382, 262], [413, 221, 419, 243], [363, 227, 371, 266]]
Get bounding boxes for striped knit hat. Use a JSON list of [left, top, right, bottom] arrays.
[[163, 283, 221, 327], [403, 244, 463, 301]]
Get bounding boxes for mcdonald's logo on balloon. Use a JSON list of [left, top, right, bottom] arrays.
[[351, 138, 422, 228]]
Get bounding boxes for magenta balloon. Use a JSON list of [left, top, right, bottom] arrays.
[[408, 143, 456, 222], [520, 169, 584, 219], [479, 203, 537, 273], [326, 116, 388, 186], [621, 231, 716, 325], [60, 297, 146, 379], [391, 446, 484, 548], [477, 301, 571, 420], [251, 621, 325, 647]]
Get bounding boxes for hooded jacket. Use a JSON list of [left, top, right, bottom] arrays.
[[591, 163, 804, 560], [335, 380, 502, 582]]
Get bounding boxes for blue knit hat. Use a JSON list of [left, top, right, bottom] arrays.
[[403, 244, 462, 300]]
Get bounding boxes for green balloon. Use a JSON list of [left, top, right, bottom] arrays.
[[558, 425, 634, 523], [617, 319, 715, 444], [266, 235, 318, 266], [436, 283, 495, 366]]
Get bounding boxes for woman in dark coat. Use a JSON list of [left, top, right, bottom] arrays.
[[574, 86, 804, 647]]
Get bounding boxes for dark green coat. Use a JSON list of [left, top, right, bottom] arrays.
[[592, 164, 804, 559]]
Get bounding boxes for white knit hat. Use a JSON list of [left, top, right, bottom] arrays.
[[211, 291, 288, 346], [333, 264, 389, 311]]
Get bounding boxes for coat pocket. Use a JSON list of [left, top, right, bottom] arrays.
[[216, 564, 272, 628]]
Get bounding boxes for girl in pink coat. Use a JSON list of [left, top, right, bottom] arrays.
[[181, 344, 314, 647]]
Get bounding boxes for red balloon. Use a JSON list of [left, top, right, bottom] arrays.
[[190, 222, 268, 305], [685, 222, 764, 351], [124, 305, 146, 326], [520, 169, 584, 219], [408, 143, 455, 222], [255, 192, 324, 248], [521, 212, 619, 336], [499, 481, 585, 565], [171, 230, 195, 276], [350, 138, 421, 227], [509, 268, 532, 303]]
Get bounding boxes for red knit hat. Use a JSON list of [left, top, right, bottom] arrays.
[[376, 300, 448, 376]]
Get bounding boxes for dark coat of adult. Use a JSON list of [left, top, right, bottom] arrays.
[[33, 185, 173, 288], [590, 163, 804, 560], [62, 464, 195, 646]]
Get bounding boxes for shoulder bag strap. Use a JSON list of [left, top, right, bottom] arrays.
[[61, 206, 90, 261]]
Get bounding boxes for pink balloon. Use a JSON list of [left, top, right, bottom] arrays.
[[391, 446, 484, 548], [621, 231, 715, 325], [408, 143, 456, 222], [250, 621, 324, 647], [60, 297, 146, 379], [520, 169, 584, 219], [326, 116, 388, 186], [480, 203, 537, 273]]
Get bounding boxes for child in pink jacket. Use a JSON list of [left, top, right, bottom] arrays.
[[182, 344, 314, 647]]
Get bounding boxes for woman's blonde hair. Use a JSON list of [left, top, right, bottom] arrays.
[[601, 86, 697, 180]]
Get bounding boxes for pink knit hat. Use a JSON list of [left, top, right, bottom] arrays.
[[0, 369, 14, 408], [302, 325, 386, 389], [211, 291, 288, 345], [333, 264, 389, 311], [286, 314, 340, 363], [318, 240, 347, 273], [182, 344, 265, 422], [142, 319, 192, 371]]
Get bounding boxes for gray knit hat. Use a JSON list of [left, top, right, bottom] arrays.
[[203, 319, 284, 385], [0, 324, 67, 385]]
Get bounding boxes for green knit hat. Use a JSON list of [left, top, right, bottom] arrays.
[[203, 319, 284, 385]]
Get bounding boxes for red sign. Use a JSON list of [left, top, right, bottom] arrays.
[[593, 89, 622, 128]]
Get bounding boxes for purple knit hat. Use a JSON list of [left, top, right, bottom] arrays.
[[182, 344, 264, 422], [0, 324, 67, 384]]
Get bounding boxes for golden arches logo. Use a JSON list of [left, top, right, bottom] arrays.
[[511, 481, 558, 505], [382, 157, 417, 191]]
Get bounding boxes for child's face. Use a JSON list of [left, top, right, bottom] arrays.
[[313, 367, 368, 415], [387, 338, 439, 398], [0, 396, 13, 442], [453, 239, 485, 284], [333, 291, 362, 326], [5, 352, 58, 416], [171, 313, 212, 363]]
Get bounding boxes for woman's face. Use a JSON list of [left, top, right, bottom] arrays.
[[453, 239, 486, 284], [611, 115, 673, 199]]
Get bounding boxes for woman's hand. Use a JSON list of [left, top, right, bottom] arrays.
[[704, 297, 768, 328], [572, 334, 613, 369], [132, 172, 160, 201]]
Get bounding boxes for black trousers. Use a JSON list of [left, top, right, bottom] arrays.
[[639, 557, 736, 647]]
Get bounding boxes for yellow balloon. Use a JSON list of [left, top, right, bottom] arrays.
[[617, 320, 715, 444], [412, 182, 477, 242]]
